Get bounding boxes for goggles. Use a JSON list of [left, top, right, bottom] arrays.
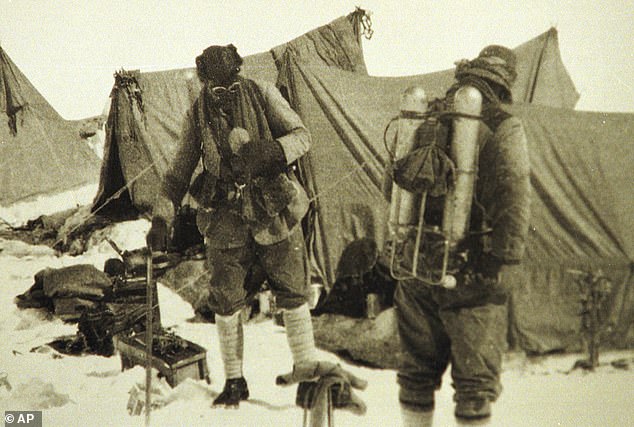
[[211, 81, 241, 97]]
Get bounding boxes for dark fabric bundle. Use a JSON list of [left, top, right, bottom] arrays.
[[276, 361, 368, 418], [392, 115, 454, 196], [39, 265, 112, 300]]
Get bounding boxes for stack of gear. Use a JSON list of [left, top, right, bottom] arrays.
[[15, 264, 113, 321], [78, 255, 166, 356], [16, 251, 173, 356]]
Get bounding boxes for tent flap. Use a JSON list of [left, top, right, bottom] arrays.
[[0, 46, 101, 206], [271, 10, 369, 74]]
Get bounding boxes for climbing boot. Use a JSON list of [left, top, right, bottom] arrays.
[[212, 377, 249, 408]]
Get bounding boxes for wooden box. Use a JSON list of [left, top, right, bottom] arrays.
[[116, 333, 210, 387]]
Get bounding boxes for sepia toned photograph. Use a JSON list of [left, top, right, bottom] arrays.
[[1, 1, 633, 426]]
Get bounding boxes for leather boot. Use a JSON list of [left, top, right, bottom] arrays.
[[212, 377, 249, 408]]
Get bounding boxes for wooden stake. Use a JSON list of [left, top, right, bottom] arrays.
[[145, 247, 154, 426]]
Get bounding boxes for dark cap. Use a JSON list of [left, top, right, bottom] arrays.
[[455, 44, 518, 98], [478, 45, 517, 72], [196, 44, 243, 86]]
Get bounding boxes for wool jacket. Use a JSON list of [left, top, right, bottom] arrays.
[[419, 111, 531, 268], [475, 114, 531, 264], [154, 78, 311, 247]]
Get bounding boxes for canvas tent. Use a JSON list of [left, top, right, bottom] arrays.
[[94, 12, 634, 353], [508, 105, 634, 352], [278, 27, 580, 291], [92, 10, 371, 215], [277, 52, 633, 352], [0, 46, 101, 206]]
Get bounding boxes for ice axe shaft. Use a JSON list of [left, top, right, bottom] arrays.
[[327, 388, 334, 427], [302, 387, 334, 427], [145, 246, 154, 426]]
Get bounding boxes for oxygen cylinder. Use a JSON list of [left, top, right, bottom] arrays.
[[442, 85, 483, 249], [388, 86, 428, 236]]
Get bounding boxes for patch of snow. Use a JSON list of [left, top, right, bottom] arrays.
[[84, 219, 151, 257], [0, 378, 70, 410], [0, 232, 633, 426], [0, 239, 55, 258], [0, 184, 98, 227]]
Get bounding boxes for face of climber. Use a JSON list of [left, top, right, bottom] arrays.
[[196, 44, 243, 109]]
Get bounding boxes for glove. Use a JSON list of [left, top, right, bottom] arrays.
[[231, 139, 287, 183], [276, 361, 367, 416], [146, 217, 169, 252]]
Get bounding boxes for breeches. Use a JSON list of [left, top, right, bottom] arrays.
[[394, 279, 508, 409], [204, 227, 310, 316]]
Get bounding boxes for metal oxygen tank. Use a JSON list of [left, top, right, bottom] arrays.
[[388, 86, 428, 237], [442, 85, 483, 250]]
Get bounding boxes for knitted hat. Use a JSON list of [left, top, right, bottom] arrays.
[[455, 44, 517, 97], [479, 45, 517, 73], [196, 44, 243, 86]]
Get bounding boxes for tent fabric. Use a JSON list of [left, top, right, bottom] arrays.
[[511, 27, 579, 107], [278, 26, 581, 290], [270, 14, 368, 74], [279, 56, 633, 352], [315, 27, 577, 108], [92, 10, 369, 214], [93, 14, 633, 354], [507, 104, 634, 352], [0, 47, 101, 206]]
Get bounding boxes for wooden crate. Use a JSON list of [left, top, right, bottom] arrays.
[[53, 297, 99, 321], [115, 333, 210, 387]]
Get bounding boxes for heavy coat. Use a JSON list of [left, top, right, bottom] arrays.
[[475, 113, 531, 265], [154, 78, 311, 247], [395, 109, 531, 409]]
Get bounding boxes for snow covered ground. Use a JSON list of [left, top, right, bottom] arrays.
[[0, 184, 99, 228], [1, 206, 633, 426]]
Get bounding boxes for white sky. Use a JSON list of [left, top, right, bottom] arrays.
[[1, 0, 633, 119]]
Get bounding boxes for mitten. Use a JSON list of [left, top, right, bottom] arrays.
[[476, 252, 504, 280], [276, 360, 367, 416], [231, 139, 287, 182]]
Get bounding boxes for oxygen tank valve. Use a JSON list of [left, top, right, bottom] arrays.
[[442, 275, 457, 289]]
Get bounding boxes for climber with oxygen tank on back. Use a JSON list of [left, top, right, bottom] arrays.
[[387, 45, 531, 425]]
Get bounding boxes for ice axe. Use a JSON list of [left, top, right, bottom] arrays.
[[144, 224, 166, 426], [276, 361, 368, 427], [141, 243, 154, 426]]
